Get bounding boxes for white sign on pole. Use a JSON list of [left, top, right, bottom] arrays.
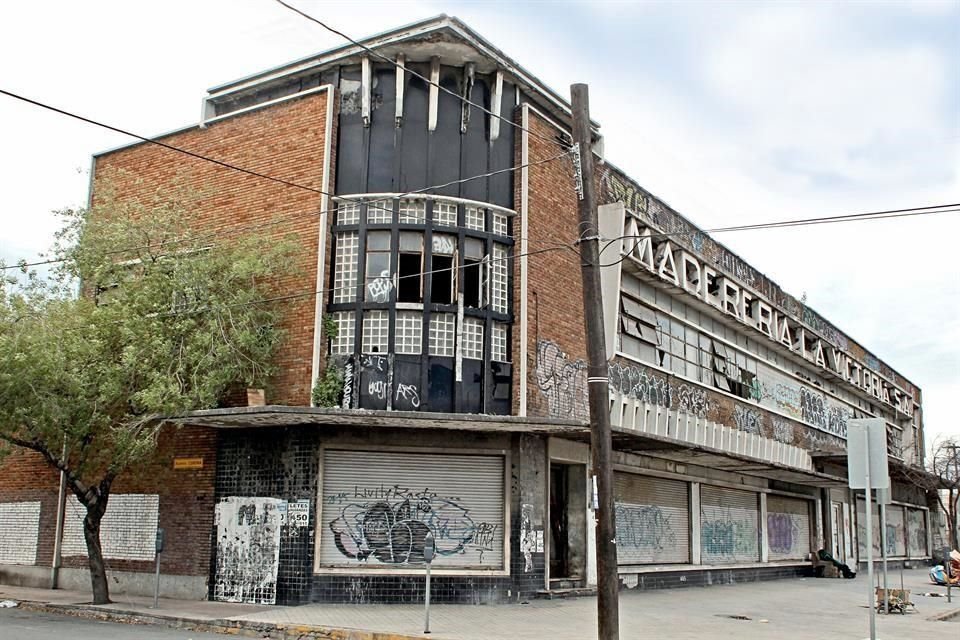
[[847, 418, 889, 490]]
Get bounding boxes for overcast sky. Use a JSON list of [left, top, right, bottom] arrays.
[[1, 1, 957, 448]]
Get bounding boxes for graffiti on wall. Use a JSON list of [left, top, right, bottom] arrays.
[[733, 405, 763, 435], [799, 388, 849, 439], [615, 504, 678, 554], [907, 509, 927, 557], [701, 507, 758, 560], [608, 361, 713, 418], [214, 496, 282, 605], [325, 485, 498, 565], [520, 503, 535, 572], [767, 513, 803, 555], [535, 340, 588, 420]]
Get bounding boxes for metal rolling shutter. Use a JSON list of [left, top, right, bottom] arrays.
[[886, 506, 906, 557], [906, 508, 927, 557], [614, 473, 689, 564], [766, 495, 812, 561], [318, 450, 505, 570], [701, 486, 760, 564]]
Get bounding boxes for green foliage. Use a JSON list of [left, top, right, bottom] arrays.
[[312, 316, 343, 408], [312, 363, 344, 408], [0, 177, 293, 483]]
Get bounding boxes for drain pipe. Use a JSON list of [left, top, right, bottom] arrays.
[[50, 442, 67, 589]]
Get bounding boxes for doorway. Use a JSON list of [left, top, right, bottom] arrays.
[[831, 502, 846, 563], [550, 463, 586, 586]]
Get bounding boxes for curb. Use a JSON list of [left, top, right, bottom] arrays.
[[928, 606, 960, 622], [17, 601, 432, 640]]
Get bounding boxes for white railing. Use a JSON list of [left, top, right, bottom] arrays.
[[609, 391, 813, 471]]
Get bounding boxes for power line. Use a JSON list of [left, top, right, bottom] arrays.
[[271, 0, 568, 151], [0, 86, 569, 270], [594, 204, 959, 267]]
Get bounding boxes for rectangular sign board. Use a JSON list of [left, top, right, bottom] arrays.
[[173, 457, 204, 470], [847, 418, 889, 489]]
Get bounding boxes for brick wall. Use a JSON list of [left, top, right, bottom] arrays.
[[0, 450, 61, 567], [93, 89, 332, 406], [512, 106, 585, 420]]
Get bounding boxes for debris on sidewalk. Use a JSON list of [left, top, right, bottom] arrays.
[[0, 600, 18, 608]]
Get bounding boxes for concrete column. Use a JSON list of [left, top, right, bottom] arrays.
[[691, 482, 701, 565], [760, 492, 769, 563]]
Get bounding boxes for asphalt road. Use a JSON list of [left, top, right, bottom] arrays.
[[0, 607, 228, 639]]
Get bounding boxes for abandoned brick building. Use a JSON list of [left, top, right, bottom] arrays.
[[0, 15, 933, 605]]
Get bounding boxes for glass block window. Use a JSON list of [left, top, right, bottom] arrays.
[[362, 310, 389, 354], [336, 200, 360, 225], [330, 311, 355, 355], [433, 201, 457, 227], [366, 199, 393, 224], [491, 211, 509, 236], [332, 232, 359, 303], [399, 199, 425, 224], [492, 323, 509, 362], [462, 317, 484, 360], [465, 206, 485, 231], [395, 312, 423, 354], [491, 244, 508, 314], [429, 313, 456, 357]]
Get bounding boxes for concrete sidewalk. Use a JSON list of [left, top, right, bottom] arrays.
[[2, 569, 958, 639]]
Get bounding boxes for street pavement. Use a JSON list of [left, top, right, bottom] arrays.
[[1, 568, 958, 639]]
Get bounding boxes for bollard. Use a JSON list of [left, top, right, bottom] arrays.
[[423, 532, 435, 634]]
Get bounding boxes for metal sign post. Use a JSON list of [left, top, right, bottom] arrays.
[[153, 528, 165, 609], [423, 532, 435, 634], [878, 489, 891, 615], [847, 419, 889, 640]]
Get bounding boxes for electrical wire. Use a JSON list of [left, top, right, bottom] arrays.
[[271, 0, 569, 151], [592, 204, 960, 268], [0, 86, 569, 270]]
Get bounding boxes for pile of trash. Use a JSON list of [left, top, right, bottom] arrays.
[[928, 549, 960, 586]]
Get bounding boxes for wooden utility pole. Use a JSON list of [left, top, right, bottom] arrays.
[[571, 82, 620, 640]]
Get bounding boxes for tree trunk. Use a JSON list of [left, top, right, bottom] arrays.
[[83, 497, 111, 604], [950, 490, 959, 551]]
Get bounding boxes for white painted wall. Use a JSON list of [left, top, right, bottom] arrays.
[[62, 493, 159, 561], [0, 501, 41, 564]]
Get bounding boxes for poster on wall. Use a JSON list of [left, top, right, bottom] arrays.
[[213, 496, 283, 605]]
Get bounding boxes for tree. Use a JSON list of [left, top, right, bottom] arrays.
[[0, 184, 292, 603], [904, 437, 960, 552]]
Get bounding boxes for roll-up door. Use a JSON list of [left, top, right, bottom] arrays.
[[886, 505, 906, 557], [701, 486, 759, 564], [766, 495, 812, 561], [906, 508, 927, 557], [614, 473, 689, 564], [318, 450, 505, 570]]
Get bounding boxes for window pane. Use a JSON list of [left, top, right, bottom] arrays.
[[331, 311, 355, 355], [432, 233, 456, 255], [464, 237, 484, 259], [367, 231, 391, 251], [395, 312, 422, 354], [333, 232, 359, 304], [491, 244, 508, 314], [491, 212, 508, 236], [336, 201, 360, 225], [429, 313, 456, 356], [433, 201, 457, 227], [399, 199, 425, 224], [462, 317, 484, 359], [465, 206, 485, 231], [492, 323, 508, 362], [366, 199, 394, 224], [362, 310, 389, 354]]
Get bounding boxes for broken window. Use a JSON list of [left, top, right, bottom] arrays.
[[431, 233, 456, 305], [463, 237, 486, 308], [397, 232, 423, 303], [364, 231, 392, 303]]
